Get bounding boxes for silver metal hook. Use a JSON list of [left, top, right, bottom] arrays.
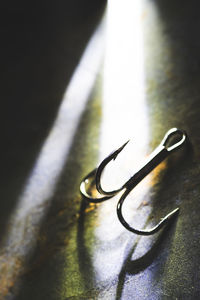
[[80, 141, 129, 202], [117, 188, 180, 235], [80, 168, 112, 203], [80, 128, 187, 235]]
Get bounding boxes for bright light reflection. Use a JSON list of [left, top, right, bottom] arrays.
[[94, 0, 152, 285], [0, 18, 105, 292]]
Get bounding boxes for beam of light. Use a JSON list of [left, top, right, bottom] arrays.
[[0, 18, 105, 295], [93, 0, 153, 287]]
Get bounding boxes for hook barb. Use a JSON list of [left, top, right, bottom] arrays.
[[96, 140, 130, 196], [79, 140, 129, 201], [113, 140, 130, 160]]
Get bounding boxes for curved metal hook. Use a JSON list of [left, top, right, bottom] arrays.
[[95, 140, 130, 196], [80, 141, 129, 202], [116, 128, 186, 235], [117, 187, 180, 236], [96, 127, 186, 194], [80, 168, 112, 203], [80, 128, 187, 235]]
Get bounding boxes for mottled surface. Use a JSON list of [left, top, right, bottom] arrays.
[[1, 0, 200, 299]]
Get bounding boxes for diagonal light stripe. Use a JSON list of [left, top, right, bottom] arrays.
[[0, 16, 106, 294]]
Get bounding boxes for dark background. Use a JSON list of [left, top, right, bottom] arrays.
[[1, 0, 200, 299]]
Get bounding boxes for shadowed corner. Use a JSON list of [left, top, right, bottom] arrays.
[[144, 0, 200, 150]]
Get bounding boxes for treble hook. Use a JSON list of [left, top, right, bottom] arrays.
[[80, 128, 187, 235]]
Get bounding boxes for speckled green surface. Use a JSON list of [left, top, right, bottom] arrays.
[[1, 0, 200, 299]]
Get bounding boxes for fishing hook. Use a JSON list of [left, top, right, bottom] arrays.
[[80, 128, 187, 235]]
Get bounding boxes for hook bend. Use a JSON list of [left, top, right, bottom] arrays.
[[79, 140, 130, 201], [117, 187, 180, 236], [80, 168, 113, 202]]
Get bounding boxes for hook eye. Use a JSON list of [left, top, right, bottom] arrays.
[[161, 128, 186, 152]]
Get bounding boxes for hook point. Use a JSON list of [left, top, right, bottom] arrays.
[[114, 140, 130, 160], [165, 207, 180, 222]]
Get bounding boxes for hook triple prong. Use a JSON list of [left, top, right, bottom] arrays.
[[80, 128, 187, 235]]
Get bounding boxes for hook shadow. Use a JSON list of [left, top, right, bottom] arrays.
[[115, 219, 178, 300]]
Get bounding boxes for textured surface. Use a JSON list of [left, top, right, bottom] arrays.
[[1, 0, 200, 299]]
